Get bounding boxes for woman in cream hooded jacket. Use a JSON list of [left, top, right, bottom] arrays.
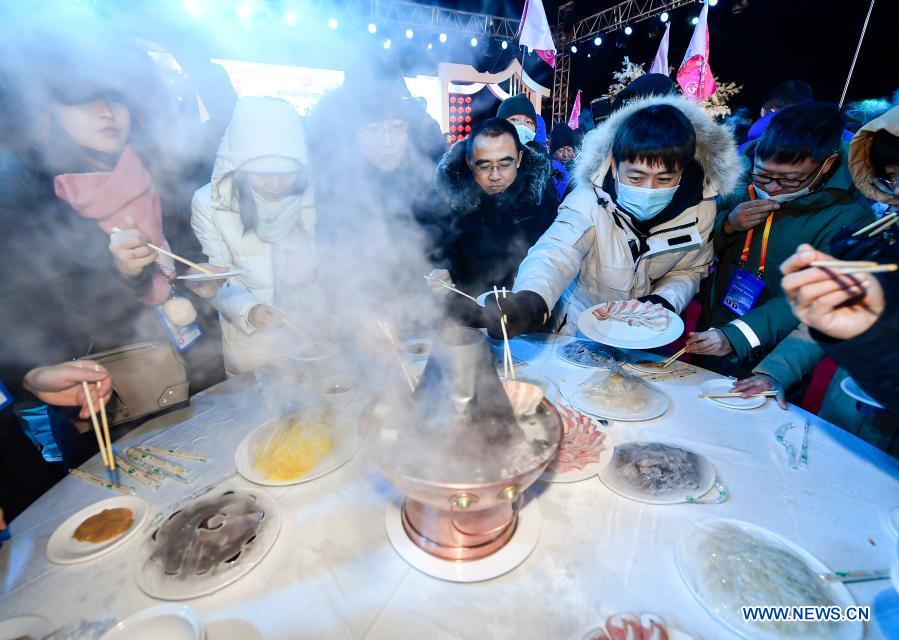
[[191, 97, 317, 375], [513, 96, 741, 334]]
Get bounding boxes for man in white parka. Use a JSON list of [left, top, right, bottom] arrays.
[[484, 96, 741, 337], [190, 97, 317, 376]]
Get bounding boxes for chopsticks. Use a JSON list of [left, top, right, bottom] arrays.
[[660, 346, 687, 369], [110, 227, 215, 275], [377, 320, 419, 392], [493, 286, 515, 380], [851, 212, 896, 237], [809, 260, 897, 274], [81, 380, 115, 476], [820, 568, 890, 584], [699, 391, 779, 398], [423, 274, 479, 303]]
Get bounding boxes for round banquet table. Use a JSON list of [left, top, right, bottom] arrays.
[[1, 333, 898, 640]]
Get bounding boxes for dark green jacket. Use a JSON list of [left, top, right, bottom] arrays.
[[699, 142, 874, 366]]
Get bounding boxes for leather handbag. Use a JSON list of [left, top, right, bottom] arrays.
[[85, 341, 189, 425]]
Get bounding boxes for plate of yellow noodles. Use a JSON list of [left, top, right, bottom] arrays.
[[234, 408, 358, 486]]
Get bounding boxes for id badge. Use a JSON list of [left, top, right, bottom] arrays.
[[722, 269, 765, 317], [153, 305, 204, 352]]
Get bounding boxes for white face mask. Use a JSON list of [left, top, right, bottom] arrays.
[[615, 176, 680, 221], [514, 124, 536, 145], [753, 159, 830, 203]]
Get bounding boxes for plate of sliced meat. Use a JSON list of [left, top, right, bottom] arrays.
[[577, 300, 684, 349]]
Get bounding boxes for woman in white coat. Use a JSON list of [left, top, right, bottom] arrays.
[[485, 96, 741, 337], [191, 96, 318, 375]]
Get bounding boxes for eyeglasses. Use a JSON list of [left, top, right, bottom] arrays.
[[750, 158, 830, 191], [472, 161, 517, 176], [872, 176, 899, 195]]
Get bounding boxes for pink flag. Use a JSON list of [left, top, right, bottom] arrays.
[[567, 91, 582, 130], [676, 1, 716, 101], [518, 0, 556, 68], [648, 23, 670, 76]]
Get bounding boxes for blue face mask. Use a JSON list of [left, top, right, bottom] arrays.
[[615, 175, 680, 221]]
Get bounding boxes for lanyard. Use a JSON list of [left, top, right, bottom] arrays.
[[739, 185, 775, 277]]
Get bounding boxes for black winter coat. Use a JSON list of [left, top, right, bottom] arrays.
[[435, 142, 559, 296]]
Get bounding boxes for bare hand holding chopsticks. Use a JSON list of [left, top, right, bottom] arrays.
[[110, 221, 216, 276], [23, 361, 112, 419]]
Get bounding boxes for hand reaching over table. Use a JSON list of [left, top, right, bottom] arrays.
[[23, 361, 112, 419], [108, 216, 157, 279], [732, 374, 787, 409], [683, 328, 734, 357], [780, 244, 885, 340], [585, 612, 670, 640]]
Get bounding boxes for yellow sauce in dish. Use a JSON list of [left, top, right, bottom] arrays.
[[253, 418, 334, 482]]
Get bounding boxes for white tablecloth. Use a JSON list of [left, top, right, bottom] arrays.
[[2, 334, 898, 639]]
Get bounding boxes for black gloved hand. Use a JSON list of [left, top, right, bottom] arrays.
[[483, 290, 550, 339]]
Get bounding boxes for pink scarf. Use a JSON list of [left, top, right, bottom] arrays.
[[54, 146, 175, 305]]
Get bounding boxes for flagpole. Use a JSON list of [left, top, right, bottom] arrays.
[[838, 0, 876, 108]]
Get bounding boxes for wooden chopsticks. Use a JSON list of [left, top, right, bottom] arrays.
[[851, 212, 897, 238], [110, 227, 215, 275], [377, 320, 419, 393], [810, 260, 897, 275], [423, 274, 479, 303], [82, 380, 114, 472], [660, 346, 687, 369], [493, 286, 515, 380], [699, 391, 779, 399]]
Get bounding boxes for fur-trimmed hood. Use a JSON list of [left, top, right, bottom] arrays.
[[849, 104, 899, 206], [573, 95, 741, 197], [435, 141, 552, 214]]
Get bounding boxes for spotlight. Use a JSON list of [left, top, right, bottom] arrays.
[[368, 23, 377, 33], [284, 10, 297, 26], [405, 28, 414, 39], [470, 37, 478, 47], [328, 17, 338, 29], [439, 33, 448, 43], [183, 0, 201, 16], [570, 45, 578, 53], [624, 25, 633, 35], [236, 2, 253, 20], [427, 42, 433, 50], [691, 16, 699, 25], [587, 53, 591, 58], [593, 36, 602, 45], [501, 40, 508, 49], [383, 38, 392, 49], [660, 12, 669, 22], [709, 0, 718, 5]]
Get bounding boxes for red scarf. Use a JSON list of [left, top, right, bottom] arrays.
[[54, 146, 174, 305]]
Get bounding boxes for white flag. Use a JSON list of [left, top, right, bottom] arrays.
[[648, 23, 670, 76], [518, 0, 556, 67]]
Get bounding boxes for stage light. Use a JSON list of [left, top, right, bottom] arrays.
[[236, 2, 253, 21], [183, 0, 201, 16], [691, 16, 699, 25], [660, 12, 669, 22], [624, 25, 633, 35], [570, 45, 578, 53], [383, 38, 392, 49], [587, 53, 591, 58], [406, 29, 414, 39], [368, 23, 377, 33], [709, 0, 718, 5], [439, 33, 448, 43], [427, 43, 433, 50], [284, 10, 297, 26], [501, 41, 508, 49], [470, 37, 478, 47], [593, 36, 602, 45], [328, 17, 338, 29]]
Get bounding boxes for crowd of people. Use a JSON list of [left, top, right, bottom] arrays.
[[1, 25, 897, 528]]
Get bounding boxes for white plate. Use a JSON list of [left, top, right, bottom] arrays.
[[234, 412, 358, 486], [175, 268, 246, 281], [288, 341, 337, 362], [101, 604, 203, 640], [541, 405, 609, 483], [46, 496, 150, 565], [840, 376, 884, 409], [598, 442, 717, 505], [0, 615, 54, 640], [557, 339, 623, 368], [561, 375, 670, 422], [699, 378, 766, 410], [134, 488, 282, 600], [675, 518, 862, 640], [577, 305, 684, 349], [385, 497, 541, 583]]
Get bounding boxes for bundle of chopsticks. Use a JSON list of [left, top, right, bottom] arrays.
[[809, 259, 897, 275], [493, 286, 516, 380], [81, 374, 117, 484]]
